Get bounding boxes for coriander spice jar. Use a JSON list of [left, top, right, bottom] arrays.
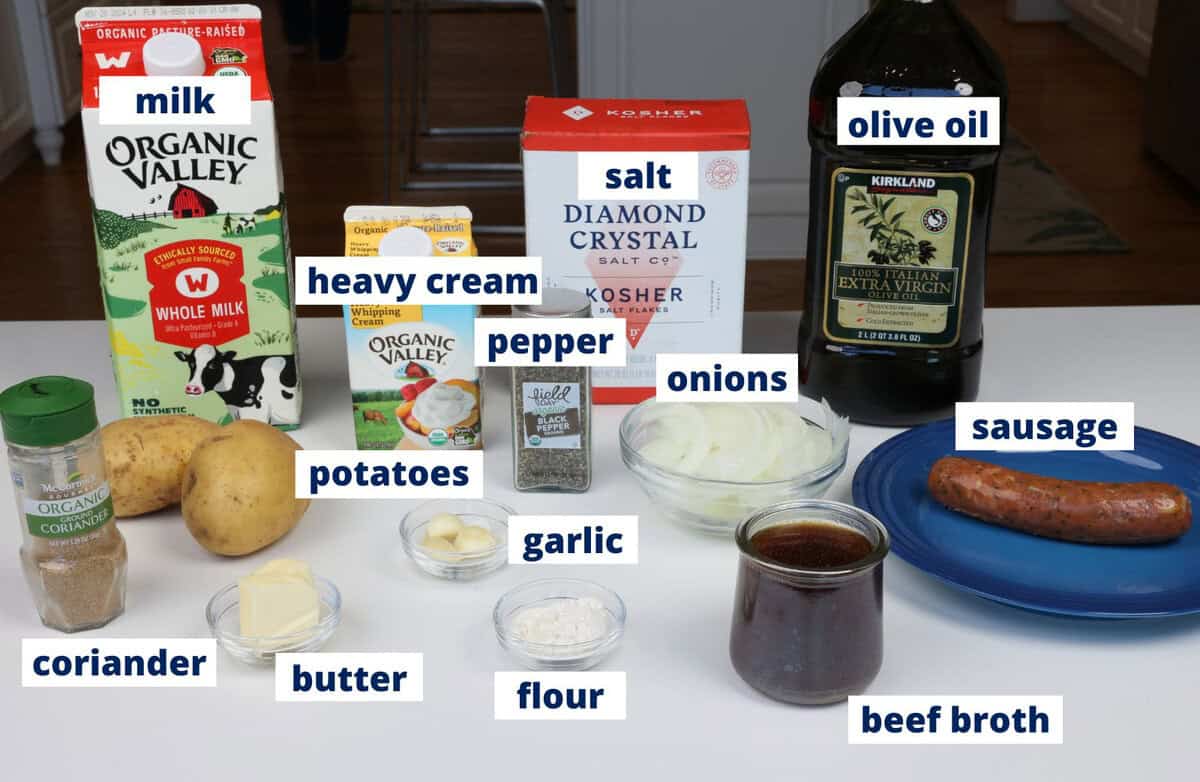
[[0, 377, 127, 632], [510, 289, 593, 492]]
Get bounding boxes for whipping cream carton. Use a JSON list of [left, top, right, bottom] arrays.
[[521, 97, 751, 403], [342, 207, 482, 450], [76, 5, 301, 427]]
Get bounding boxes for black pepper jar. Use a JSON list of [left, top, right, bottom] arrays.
[[510, 289, 593, 492], [730, 500, 889, 705]]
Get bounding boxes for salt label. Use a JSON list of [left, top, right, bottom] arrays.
[[522, 97, 751, 403]]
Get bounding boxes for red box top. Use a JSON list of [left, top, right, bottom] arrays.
[[77, 8, 270, 109], [522, 97, 751, 152]]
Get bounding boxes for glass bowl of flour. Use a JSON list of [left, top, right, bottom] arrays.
[[493, 578, 626, 671]]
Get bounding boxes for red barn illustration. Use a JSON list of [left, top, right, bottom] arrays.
[[169, 184, 219, 219]]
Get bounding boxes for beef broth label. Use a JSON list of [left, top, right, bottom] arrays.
[[823, 168, 975, 348]]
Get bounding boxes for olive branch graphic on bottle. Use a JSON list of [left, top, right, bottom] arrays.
[[848, 187, 936, 266]]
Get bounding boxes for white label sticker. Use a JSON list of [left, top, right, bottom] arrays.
[[295, 450, 483, 499], [655, 353, 799, 402], [577, 152, 699, 200], [520, 382, 583, 449], [837, 97, 1001, 146], [494, 672, 627, 720], [475, 318, 627, 367], [508, 515, 638, 564], [98, 76, 251, 125], [295, 257, 542, 305], [276, 653, 424, 702], [848, 695, 1063, 744], [954, 402, 1135, 451], [22, 638, 216, 687]]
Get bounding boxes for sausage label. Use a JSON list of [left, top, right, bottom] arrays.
[[823, 168, 974, 348], [954, 402, 1135, 451]]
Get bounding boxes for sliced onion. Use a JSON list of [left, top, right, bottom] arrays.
[[636, 401, 834, 482]]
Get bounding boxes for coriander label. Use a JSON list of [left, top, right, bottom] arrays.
[[521, 382, 582, 449], [823, 167, 974, 348], [24, 484, 115, 540]]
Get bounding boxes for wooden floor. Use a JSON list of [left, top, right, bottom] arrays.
[[0, 1, 1195, 320]]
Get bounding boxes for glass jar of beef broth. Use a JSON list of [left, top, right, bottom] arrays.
[[730, 499, 889, 705]]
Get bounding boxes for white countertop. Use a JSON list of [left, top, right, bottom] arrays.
[[2, 308, 1198, 780]]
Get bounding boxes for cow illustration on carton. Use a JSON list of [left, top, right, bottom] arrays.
[[174, 346, 299, 425]]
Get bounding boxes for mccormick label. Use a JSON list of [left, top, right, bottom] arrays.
[[522, 97, 751, 404], [76, 5, 301, 427], [823, 168, 974, 347]]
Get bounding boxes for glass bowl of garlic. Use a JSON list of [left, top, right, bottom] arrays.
[[400, 498, 513, 580]]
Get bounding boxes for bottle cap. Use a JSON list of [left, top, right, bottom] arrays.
[[142, 32, 206, 77], [512, 288, 592, 319], [378, 226, 434, 257], [0, 376, 99, 447]]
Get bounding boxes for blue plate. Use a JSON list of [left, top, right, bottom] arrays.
[[852, 420, 1200, 618]]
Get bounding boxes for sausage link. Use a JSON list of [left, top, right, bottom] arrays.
[[928, 456, 1192, 544]]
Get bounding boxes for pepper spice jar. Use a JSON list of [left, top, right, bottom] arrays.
[[510, 289, 593, 492]]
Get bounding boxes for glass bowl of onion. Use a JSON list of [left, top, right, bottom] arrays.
[[619, 397, 850, 535]]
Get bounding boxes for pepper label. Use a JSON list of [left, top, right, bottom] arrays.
[[521, 382, 582, 448]]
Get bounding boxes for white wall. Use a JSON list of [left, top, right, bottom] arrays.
[[577, 0, 870, 259]]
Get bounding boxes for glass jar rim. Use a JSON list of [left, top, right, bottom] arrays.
[[735, 499, 890, 582]]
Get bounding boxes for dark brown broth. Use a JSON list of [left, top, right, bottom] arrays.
[[750, 521, 873, 569]]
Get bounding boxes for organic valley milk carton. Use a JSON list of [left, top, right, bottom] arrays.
[[342, 207, 482, 451], [76, 6, 301, 427], [521, 97, 751, 403]]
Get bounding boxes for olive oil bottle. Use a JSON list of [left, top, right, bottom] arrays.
[[797, 0, 1006, 425]]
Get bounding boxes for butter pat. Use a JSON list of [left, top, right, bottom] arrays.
[[239, 559, 320, 639]]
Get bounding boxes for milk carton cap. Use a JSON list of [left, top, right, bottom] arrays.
[[143, 32, 206, 76], [378, 226, 434, 257]]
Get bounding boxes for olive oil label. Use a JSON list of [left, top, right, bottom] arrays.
[[823, 168, 974, 347], [521, 382, 583, 449]]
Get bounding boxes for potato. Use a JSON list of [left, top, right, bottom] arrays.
[[181, 420, 310, 556], [101, 415, 221, 517]]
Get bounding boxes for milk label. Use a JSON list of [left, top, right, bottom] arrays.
[[522, 98, 751, 403], [77, 5, 301, 427]]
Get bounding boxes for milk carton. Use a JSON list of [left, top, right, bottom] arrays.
[[342, 207, 482, 450], [521, 97, 751, 403], [76, 5, 301, 427]]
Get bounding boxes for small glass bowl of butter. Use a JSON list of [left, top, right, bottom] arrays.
[[206, 560, 342, 665], [400, 498, 512, 580]]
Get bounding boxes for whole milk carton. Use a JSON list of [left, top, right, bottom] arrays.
[[76, 5, 301, 427], [342, 207, 482, 451], [521, 97, 751, 403]]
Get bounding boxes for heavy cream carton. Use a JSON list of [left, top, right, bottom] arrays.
[[342, 207, 482, 450], [521, 97, 751, 403], [76, 5, 301, 427]]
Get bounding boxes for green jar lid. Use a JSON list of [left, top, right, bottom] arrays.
[[0, 376, 99, 447]]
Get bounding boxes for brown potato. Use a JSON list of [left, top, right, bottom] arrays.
[[181, 420, 310, 556], [101, 415, 221, 517]]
